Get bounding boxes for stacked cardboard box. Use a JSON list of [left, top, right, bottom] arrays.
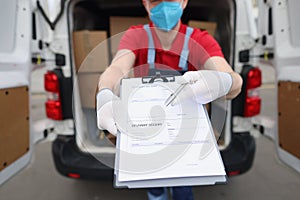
[[73, 30, 109, 72], [188, 20, 217, 36], [109, 16, 149, 57], [73, 30, 109, 108]]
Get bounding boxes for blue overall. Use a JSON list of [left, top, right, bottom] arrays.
[[143, 24, 195, 200]]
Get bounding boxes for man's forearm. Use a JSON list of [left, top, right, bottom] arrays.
[[203, 57, 243, 100], [226, 71, 243, 99], [98, 65, 127, 92], [98, 49, 135, 93]]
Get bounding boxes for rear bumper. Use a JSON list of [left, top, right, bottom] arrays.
[[52, 137, 113, 179], [220, 132, 256, 175], [52, 133, 255, 179]]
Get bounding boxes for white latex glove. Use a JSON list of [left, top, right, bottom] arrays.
[[96, 89, 118, 135], [175, 70, 233, 105]]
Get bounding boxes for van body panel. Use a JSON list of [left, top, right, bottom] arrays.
[[0, 0, 33, 185]]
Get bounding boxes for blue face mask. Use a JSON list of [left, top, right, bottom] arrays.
[[150, 1, 183, 32]]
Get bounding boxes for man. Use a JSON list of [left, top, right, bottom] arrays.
[[97, 0, 242, 199]]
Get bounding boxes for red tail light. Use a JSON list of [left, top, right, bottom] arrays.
[[246, 68, 262, 90], [44, 71, 63, 120], [45, 100, 63, 120], [244, 68, 262, 117], [44, 72, 59, 92]]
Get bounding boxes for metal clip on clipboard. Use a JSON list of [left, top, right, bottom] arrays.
[[141, 71, 188, 106], [141, 71, 175, 84]]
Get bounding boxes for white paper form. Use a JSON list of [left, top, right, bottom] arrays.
[[116, 77, 226, 184]]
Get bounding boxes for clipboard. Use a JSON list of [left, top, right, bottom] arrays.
[[114, 72, 227, 188]]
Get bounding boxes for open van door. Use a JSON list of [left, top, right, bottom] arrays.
[[257, 0, 300, 173], [0, 0, 46, 185], [273, 0, 300, 173]]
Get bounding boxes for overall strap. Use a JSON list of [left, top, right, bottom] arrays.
[[179, 27, 194, 71], [144, 25, 194, 71], [144, 24, 155, 69]]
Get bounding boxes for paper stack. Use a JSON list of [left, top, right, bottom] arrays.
[[114, 77, 226, 188]]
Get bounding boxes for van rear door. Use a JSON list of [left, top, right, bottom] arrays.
[[0, 0, 36, 185], [272, 0, 300, 173], [257, 0, 300, 173]]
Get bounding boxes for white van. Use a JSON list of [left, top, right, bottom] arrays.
[[1, 0, 298, 185]]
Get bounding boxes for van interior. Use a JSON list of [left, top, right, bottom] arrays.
[[70, 0, 235, 155]]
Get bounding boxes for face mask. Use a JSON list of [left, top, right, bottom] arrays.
[[149, 1, 183, 32]]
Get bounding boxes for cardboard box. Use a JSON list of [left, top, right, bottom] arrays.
[[77, 72, 101, 108], [188, 20, 217, 36], [110, 16, 149, 57], [73, 30, 109, 73]]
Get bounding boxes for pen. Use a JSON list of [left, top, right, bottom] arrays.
[[165, 82, 189, 107]]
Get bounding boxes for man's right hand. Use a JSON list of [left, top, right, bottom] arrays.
[[96, 89, 118, 136], [174, 70, 232, 105]]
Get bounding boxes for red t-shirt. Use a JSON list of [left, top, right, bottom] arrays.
[[118, 22, 224, 77]]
